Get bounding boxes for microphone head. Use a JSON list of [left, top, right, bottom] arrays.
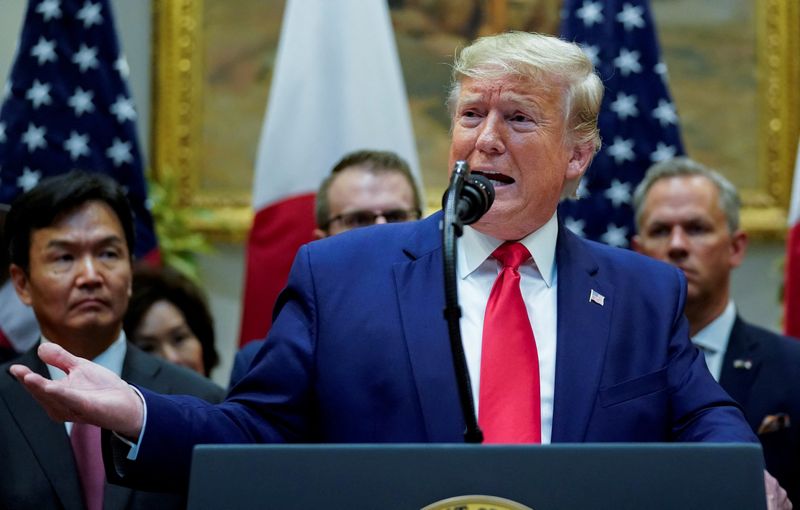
[[468, 174, 495, 209], [458, 174, 495, 225]]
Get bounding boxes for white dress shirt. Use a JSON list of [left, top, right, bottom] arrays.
[[457, 213, 559, 443], [43, 332, 127, 435], [691, 301, 736, 381]]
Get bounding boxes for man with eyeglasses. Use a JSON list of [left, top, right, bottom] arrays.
[[228, 149, 422, 387], [314, 149, 422, 238]]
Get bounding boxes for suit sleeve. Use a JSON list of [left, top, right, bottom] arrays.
[[105, 245, 321, 491], [664, 269, 756, 443]]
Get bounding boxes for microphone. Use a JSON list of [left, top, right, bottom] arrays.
[[457, 173, 495, 225], [442, 161, 496, 226]]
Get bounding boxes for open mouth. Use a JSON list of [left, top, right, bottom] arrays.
[[472, 171, 515, 187]]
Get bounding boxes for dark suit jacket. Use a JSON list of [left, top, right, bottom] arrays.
[[720, 317, 800, 504], [228, 340, 263, 389], [0, 342, 224, 510], [118, 213, 756, 490]]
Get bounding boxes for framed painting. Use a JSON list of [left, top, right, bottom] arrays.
[[151, 0, 798, 239]]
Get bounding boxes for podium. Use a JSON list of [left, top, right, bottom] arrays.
[[187, 443, 765, 510]]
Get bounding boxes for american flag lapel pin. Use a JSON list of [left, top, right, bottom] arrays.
[[733, 359, 753, 370], [589, 289, 605, 306]]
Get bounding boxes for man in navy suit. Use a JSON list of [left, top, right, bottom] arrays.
[[9, 32, 789, 507], [633, 157, 800, 505]]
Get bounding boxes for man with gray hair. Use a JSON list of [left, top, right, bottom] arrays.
[[11, 32, 785, 505], [633, 156, 800, 504]]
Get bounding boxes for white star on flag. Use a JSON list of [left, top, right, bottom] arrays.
[[616, 3, 645, 31], [106, 138, 132, 166], [565, 217, 586, 237], [68, 87, 95, 116], [576, 1, 603, 27], [613, 48, 642, 76], [26, 80, 52, 109], [560, 0, 686, 246], [610, 92, 638, 120], [580, 44, 600, 67], [17, 168, 42, 191], [76, 1, 104, 28], [21, 123, 47, 152], [601, 224, 629, 248], [604, 179, 632, 207], [650, 142, 677, 162], [63, 131, 90, 160], [652, 99, 678, 127], [114, 56, 129, 78], [36, 0, 62, 21], [72, 44, 99, 72], [607, 137, 635, 164], [576, 178, 590, 198], [0, 0, 159, 261], [110, 95, 136, 123], [30, 37, 57, 65]]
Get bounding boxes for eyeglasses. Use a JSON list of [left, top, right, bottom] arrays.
[[324, 208, 421, 230]]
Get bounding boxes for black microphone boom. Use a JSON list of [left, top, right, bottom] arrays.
[[440, 160, 494, 443], [457, 174, 495, 225]]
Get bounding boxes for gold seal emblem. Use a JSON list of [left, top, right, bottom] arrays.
[[422, 495, 533, 510]]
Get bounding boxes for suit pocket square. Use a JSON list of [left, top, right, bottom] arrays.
[[598, 367, 668, 407], [757, 413, 790, 435]]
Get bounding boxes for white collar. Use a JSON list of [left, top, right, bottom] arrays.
[[692, 301, 736, 355], [42, 330, 128, 380], [458, 213, 558, 287]]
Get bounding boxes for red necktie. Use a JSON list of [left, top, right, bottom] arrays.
[[71, 422, 105, 510], [479, 242, 541, 443]]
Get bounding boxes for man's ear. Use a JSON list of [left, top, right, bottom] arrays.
[[565, 140, 595, 182], [9, 264, 33, 306], [729, 230, 748, 269], [313, 228, 328, 240], [631, 235, 643, 254]]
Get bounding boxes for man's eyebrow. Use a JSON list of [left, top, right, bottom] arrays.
[[45, 235, 126, 249]]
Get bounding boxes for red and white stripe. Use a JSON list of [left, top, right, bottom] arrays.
[[239, 0, 421, 344], [784, 138, 800, 338]]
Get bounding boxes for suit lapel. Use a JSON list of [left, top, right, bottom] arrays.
[[2, 349, 85, 510], [551, 228, 615, 442], [719, 317, 761, 410], [394, 214, 464, 442]]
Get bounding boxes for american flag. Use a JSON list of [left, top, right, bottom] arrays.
[[558, 0, 685, 247], [0, 0, 156, 259]]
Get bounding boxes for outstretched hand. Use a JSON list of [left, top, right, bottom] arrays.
[[9, 342, 144, 439]]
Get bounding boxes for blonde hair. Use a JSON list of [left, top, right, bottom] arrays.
[[447, 31, 603, 152]]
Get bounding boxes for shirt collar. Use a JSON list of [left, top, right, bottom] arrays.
[[42, 330, 128, 381], [459, 212, 558, 287], [692, 301, 736, 355]]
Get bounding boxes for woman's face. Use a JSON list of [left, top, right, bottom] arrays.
[[132, 299, 206, 375]]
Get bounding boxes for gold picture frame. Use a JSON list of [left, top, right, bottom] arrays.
[[151, 0, 799, 241]]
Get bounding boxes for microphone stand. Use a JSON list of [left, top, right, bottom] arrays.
[[442, 161, 484, 444]]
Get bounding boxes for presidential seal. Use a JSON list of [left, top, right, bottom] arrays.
[[422, 494, 533, 510]]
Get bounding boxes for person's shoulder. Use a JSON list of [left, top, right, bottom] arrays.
[[0, 347, 40, 393], [123, 343, 225, 402], [738, 319, 800, 361]]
